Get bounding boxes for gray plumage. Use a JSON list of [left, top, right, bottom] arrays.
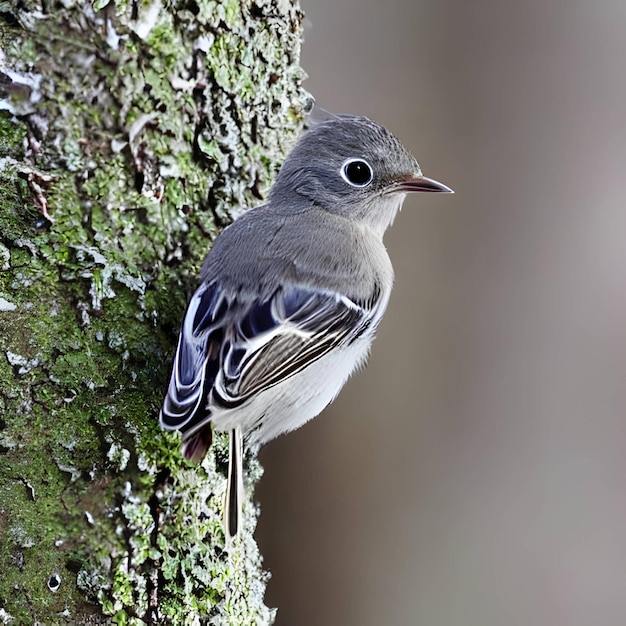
[[159, 113, 452, 538]]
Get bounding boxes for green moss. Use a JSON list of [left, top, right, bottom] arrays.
[[0, 0, 308, 621], [0, 112, 26, 156]]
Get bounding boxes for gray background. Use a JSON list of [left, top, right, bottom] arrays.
[[256, 1, 626, 624]]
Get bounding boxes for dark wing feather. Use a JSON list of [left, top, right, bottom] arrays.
[[159, 282, 225, 430], [160, 281, 380, 438], [214, 288, 375, 407]]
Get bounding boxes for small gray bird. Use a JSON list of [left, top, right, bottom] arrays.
[[159, 113, 452, 538]]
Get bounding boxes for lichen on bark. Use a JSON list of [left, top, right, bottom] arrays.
[[0, 0, 310, 622]]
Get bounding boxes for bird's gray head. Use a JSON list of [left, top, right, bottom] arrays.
[[268, 114, 452, 235]]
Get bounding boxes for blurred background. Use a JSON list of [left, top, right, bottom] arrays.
[[256, 1, 626, 624]]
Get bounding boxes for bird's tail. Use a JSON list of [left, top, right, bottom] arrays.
[[181, 427, 213, 462], [224, 426, 244, 540]]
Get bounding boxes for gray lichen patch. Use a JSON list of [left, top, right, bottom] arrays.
[[0, 0, 309, 621]]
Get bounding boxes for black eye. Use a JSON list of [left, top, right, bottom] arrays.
[[340, 158, 373, 187]]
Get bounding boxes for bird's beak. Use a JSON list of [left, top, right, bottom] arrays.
[[392, 175, 454, 194]]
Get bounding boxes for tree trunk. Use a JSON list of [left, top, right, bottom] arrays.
[[0, 0, 308, 622]]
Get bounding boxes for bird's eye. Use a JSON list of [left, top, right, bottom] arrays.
[[340, 158, 373, 187]]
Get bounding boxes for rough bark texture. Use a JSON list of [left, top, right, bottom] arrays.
[[0, 0, 309, 622]]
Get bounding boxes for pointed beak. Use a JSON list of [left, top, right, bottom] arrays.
[[392, 175, 454, 194]]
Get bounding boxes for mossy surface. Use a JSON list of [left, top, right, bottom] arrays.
[[0, 0, 309, 621]]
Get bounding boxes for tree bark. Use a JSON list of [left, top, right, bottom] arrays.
[[0, 0, 309, 622]]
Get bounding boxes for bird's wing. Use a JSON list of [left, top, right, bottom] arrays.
[[215, 285, 377, 406], [159, 281, 226, 431], [159, 280, 382, 436]]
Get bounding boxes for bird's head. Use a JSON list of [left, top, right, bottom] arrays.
[[269, 113, 453, 235]]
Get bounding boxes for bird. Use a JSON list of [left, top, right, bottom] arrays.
[[159, 112, 453, 539]]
